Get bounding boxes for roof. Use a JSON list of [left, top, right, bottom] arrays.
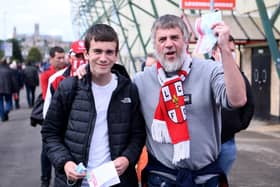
[[184, 13, 280, 45]]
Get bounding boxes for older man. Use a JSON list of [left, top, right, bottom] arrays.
[[133, 14, 246, 187]]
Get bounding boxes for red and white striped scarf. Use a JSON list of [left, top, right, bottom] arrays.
[[152, 58, 192, 164]]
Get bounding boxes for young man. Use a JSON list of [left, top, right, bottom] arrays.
[[133, 14, 247, 186], [39, 46, 67, 187], [41, 24, 146, 187], [211, 35, 254, 176]]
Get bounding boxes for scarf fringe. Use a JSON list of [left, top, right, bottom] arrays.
[[151, 119, 171, 143], [172, 141, 190, 164]]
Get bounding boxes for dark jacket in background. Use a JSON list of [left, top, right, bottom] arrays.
[[16, 67, 24, 89], [23, 65, 39, 88], [0, 64, 18, 94], [221, 72, 255, 143], [41, 67, 146, 187], [10, 68, 24, 92]]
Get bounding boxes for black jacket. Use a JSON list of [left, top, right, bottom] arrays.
[[11, 68, 24, 92], [41, 69, 146, 187], [0, 63, 18, 94], [221, 72, 255, 143], [23, 65, 39, 88]]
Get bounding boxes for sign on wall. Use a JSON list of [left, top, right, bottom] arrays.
[[181, 0, 235, 10]]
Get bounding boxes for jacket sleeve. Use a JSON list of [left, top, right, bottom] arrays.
[[41, 80, 75, 173], [121, 83, 146, 166]]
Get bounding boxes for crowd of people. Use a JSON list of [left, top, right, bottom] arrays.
[[0, 13, 255, 187], [0, 57, 39, 121]]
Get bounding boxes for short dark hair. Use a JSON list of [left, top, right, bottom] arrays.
[[84, 24, 119, 54], [49, 46, 65, 58], [146, 53, 155, 58]]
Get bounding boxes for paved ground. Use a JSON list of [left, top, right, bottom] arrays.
[[0, 90, 280, 187], [229, 120, 280, 187], [0, 103, 42, 187]]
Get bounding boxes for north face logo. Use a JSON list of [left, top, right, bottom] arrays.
[[121, 97, 131, 103]]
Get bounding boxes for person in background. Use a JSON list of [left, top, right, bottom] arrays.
[[40, 61, 51, 73], [211, 35, 255, 176], [39, 46, 67, 187], [136, 52, 157, 184], [41, 24, 146, 187], [0, 58, 18, 121], [40, 47, 66, 100], [23, 60, 39, 108], [141, 53, 158, 71], [43, 40, 87, 118], [10, 60, 24, 109], [133, 14, 247, 187]]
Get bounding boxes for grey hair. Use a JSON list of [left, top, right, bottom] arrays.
[[151, 14, 189, 47]]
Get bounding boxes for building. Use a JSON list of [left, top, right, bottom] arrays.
[[13, 23, 70, 61]]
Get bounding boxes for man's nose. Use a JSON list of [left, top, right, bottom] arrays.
[[165, 38, 174, 48], [99, 53, 108, 62], [59, 58, 65, 63]]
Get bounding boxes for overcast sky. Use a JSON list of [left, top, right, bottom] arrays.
[[0, 0, 75, 41]]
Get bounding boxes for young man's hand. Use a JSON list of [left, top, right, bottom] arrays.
[[113, 156, 129, 176], [64, 161, 86, 182]]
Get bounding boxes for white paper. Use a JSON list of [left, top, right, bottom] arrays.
[[194, 11, 222, 54], [87, 161, 120, 187]]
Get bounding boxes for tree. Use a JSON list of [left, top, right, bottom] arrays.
[[0, 51, 3, 59], [0, 40, 3, 59], [7, 38, 23, 62], [27, 47, 42, 63]]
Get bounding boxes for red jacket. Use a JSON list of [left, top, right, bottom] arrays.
[[40, 65, 56, 100]]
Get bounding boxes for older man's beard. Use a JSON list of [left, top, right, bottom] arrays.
[[155, 47, 187, 73]]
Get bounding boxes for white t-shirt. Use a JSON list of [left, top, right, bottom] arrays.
[[82, 73, 118, 187]]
